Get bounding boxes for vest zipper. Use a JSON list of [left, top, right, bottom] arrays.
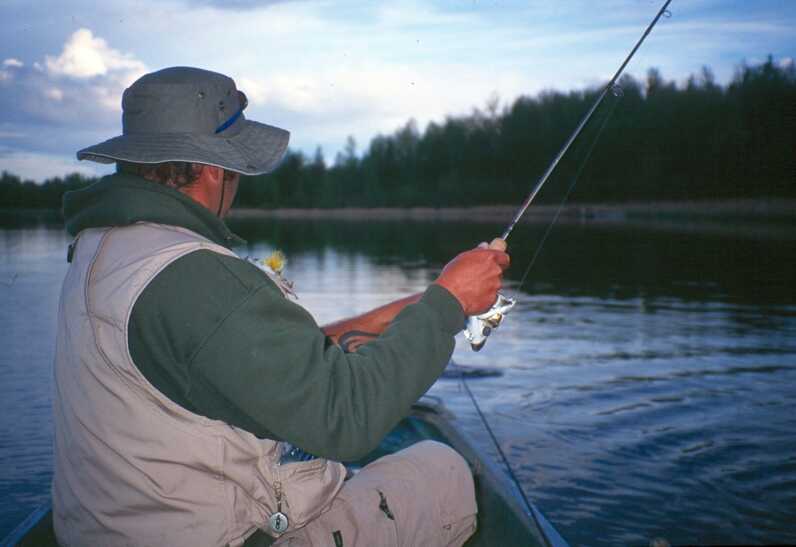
[[269, 476, 290, 533]]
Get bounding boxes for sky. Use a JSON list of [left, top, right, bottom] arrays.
[[0, 0, 794, 182]]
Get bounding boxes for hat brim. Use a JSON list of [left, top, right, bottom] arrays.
[[76, 119, 289, 176]]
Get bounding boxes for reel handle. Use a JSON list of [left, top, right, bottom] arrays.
[[463, 293, 516, 351]]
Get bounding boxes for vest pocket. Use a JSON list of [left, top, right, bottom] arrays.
[[277, 458, 346, 531], [276, 488, 398, 547]]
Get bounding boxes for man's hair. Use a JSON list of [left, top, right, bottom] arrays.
[[118, 161, 237, 188]]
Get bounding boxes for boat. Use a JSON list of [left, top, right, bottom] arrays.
[[2, 396, 568, 547]]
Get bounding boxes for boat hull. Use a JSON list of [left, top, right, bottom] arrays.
[[2, 397, 568, 547]]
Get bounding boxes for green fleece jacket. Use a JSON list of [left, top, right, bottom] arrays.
[[63, 173, 464, 461]]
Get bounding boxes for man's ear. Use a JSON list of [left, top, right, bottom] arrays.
[[195, 164, 224, 186]]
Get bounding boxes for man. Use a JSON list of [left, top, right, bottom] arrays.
[[53, 66, 509, 547]]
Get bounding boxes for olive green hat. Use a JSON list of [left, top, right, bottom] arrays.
[[77, 66, 289, 175]]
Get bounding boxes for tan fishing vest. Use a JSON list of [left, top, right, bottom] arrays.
[[52, 222, 346, 547]]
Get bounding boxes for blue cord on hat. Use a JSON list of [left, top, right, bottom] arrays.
[[214, 107, 244, 134], [214, 90, 249, 134]]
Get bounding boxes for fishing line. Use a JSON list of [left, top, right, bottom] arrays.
[[516, 88, 623, 292], [460, 376, 554, 547], [458, 1, 673, 539], [463, 0, 672, 351], [458, 93, 622, 540], [500, 0, 673, 241]]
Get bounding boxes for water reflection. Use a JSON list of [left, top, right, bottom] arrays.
[[229, 216, 796, 545], [1, 216, 795, 545], [0, 226, 71, 536], [229, 216, 796, 307]]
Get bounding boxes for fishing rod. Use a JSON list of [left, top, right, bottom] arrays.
[[458, 3, 674, 542], [463, 0, 673, 351], [460, 94, 622, 547]]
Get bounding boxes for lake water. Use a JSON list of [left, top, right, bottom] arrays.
[[1, 214, 795, 546]]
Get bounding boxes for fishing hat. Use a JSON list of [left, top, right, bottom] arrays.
[[77, 66, 289, 175]]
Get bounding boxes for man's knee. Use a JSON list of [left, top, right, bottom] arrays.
[[442, 512, 478, 547], [280, 442, 478, 547], [402, 440, 473, 484], [396, 441, 478, 546]]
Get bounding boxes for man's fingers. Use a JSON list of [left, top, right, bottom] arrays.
[[477, 239, 506, 251], [488, 238, 507, 252], [473, 249, 510, 270], [436, 246, 510, 316], [492, 250, 510, 269]]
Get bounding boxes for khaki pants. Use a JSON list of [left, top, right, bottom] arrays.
[[275, 441, 477, 547]]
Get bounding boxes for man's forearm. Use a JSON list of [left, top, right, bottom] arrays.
[[322, 292, 423, 352]]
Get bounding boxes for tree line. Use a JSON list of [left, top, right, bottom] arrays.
[[2, 58, 793, 210]]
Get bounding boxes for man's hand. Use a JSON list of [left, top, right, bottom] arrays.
[[435, 238, 510, 316]]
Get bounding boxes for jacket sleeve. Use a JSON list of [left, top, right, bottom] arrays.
[[130, 250, 465, 462], [191, 280, 463, 461]]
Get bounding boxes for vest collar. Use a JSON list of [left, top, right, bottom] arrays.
[[63, 172, 246, 248]]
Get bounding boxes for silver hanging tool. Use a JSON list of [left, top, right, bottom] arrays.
[[269, 481, 289, 533], [268, 511, 289, 534], [465, 0, 672, 351], [463, 293, 516, 351]]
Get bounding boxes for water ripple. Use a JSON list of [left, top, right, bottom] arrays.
[[4, 222, 796, 546]]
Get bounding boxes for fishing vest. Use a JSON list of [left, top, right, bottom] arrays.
[[52, 222, 346, 547]]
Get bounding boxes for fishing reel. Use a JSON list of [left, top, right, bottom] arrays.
[[463, 293, 516, 351]]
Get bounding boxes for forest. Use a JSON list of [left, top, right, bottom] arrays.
[[1, 57, 793, 210]]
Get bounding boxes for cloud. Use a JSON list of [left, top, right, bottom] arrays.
[[241, 62, 526, 122], [654, 19, 793, 38], [181, 0, 296, 10], [0, 28, 147, 157], [0, 149, 112, 181], [1, 0, 793, 182], [0, 27, 152, 180], [44, 87, 64, 101], [44, 28, 146, 81], [235, 58, 535, 166]]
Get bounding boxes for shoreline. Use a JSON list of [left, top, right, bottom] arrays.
[[2, 198, 794, 225], [228, 198, 796, 223]]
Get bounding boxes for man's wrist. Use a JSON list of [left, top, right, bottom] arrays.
[[424, 284, 465, 335]]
